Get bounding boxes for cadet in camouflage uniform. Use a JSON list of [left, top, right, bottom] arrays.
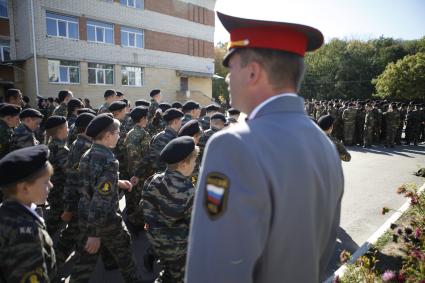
[[181, 101, 201, 126], [198, 113, 226, 161], [372, 104, 382, 144], [67, 98, 84, 127], [200, 104, 219, 130], [44, 116, 69, 236], [342, 103, 357, 145], [363, 103, 375, 147], [147, 108, 184, 173], [406, 105, 423, 146], [178, 120, 203, 185], [109, 101, 130, 179], [355, 103, 366, 145], [148, 89, 161, 122], [0, 104, 21, 159], [314, 102, 326, 121], [142, 136, 198, 283], [53, 90, 73, 117], [148, 103, 170, 136], [10, 108, 43, 151], [124, 107, 150, 231], [67, 108, 97, 146], [318, 115, 351, 162], [0, 145, 56, 283], [55, 113, 95, 268], [70, 114, 143, 283], [395, 103, 407, 145], [384, 103, 401, 148], [97, 89, 116, 114]]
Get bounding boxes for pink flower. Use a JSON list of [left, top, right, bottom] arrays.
[[415, 228, 422, 239], [382, 270, 396, 282]]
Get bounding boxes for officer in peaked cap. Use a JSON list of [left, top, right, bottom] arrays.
[[186, 12, 344, 283]]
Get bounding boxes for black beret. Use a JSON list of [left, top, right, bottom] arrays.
[[211, 113, 226, 123], [135, 100, 150, 107], [318, 115, 334, 131], [182, 101, 200, 111], [206, 104, 220, 112], [104, 89, 116, 98], [121, 99, 129, 106], [19, 108, 43, 119], [159, 103, 172, 112], [45, 115, 67, 130], [160, 136, 195, 164], [109, 101, 127, 112], [75, 113, 95, 129], [130, 107, 148, 121], [172, 102, 183, 109], [68, 98, 84, 109], [178, 120, 202, 137], [116, 91, 124, 97], [163, 108, 184, 122], [86, 113, 115, 138], [227, 108, 240, 115], [0, 103, 21, 117], [0, 145, 49, 188], [77, 108, 97, 115], [150, 89, 161, 97]]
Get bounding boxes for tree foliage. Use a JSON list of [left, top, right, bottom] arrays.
[[373, 52, 425, 100], [212, 42, 229, 105]]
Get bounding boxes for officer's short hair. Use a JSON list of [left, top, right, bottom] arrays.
[[238, 48, 305, 91]]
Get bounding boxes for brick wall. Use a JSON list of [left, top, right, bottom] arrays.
[[0, 18, 10, 37], [79, 17, 87, 40]]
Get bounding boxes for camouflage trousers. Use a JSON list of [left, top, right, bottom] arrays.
[[364, 127, 374, 146], [46, 193, 64, 236], [55, 215, 80, 268], [385, 127, 397, 146], [69, 220, 142, 283], [126, 183, 144, 227], [344, 123, 355, 145], [147, 228, 188, 283], [395, 125, 403, 144]]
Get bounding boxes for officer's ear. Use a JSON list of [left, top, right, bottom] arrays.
[[246, 61, 262, 86]]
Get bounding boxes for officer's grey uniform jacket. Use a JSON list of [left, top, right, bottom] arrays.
[[185, 94, 344, 283]]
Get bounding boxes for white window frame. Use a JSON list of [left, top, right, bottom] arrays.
[[48, 59, 80, 85], [87, 20, 114, 44], [0, 40, 9, 61], [0, 0, 8, 19], [88, 63, 114, 85], [120, 0, 144, 9], [46, 12, 79, 40], [121, 66, 144, 87], [121, 27, 144, 49]]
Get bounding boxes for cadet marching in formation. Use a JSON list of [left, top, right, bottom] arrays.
[[0, 86, 240, 283]]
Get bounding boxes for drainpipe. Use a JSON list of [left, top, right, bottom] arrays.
[[30, 0, 40, 97]]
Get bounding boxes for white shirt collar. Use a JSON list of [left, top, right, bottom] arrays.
[[248, 93, 298, 120], [23, 203, 45, 223]]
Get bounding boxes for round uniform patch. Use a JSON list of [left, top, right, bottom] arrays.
[[204, 172, 230, 220], [98, 181, 113, 195], [21, 268, 44, 283]]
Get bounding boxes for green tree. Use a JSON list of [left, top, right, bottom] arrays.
[[373, 52, 425, 100], [212, 42, 229, 105]]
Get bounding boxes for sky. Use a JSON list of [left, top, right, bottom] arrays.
[[214, 0, 425, 44]]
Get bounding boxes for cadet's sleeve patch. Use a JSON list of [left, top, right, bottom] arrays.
[[21, 267, 44, 283], [97, 181, 113, 195], [204, 172, 230, 220]]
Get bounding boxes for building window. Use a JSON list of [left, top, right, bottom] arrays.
[[0, 0, 7, 18], [121, 27, 143, 48], [87, 20, 114, 44], [122, 66, 144, 86], [88, 63, 114, 85], [46, 12, 79, 39], [48, 60, 80, 84], [0, 40, 10, 61], [120, 0, 143, 9]]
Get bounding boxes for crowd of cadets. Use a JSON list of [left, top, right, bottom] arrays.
[[306, 99, 425, 148], [0, 87, 241, 283]]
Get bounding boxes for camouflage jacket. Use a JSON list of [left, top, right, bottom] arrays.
[[67, 123, 78, 146], [181, 114, 193, 126], [78, 143, 122, 237], [148, 99, 159, 122], [53, 103, 67, 117], [342, 108, 357, 124], [0, 200, 56, 282], [147, 115, 165, 136], [364, 110, 375, 129], [47, 104, 56, 118], [148, 127, 178, 173], [142, 169, 194, 232], [67, 114, 77, 127], [384, 110, 401, 129], [198, 127, 219, 161], [329, 135, 351, 162], [0, 119, 13, 159], [63, 134, 92, 212], [10, 123, 39, 151], [123, 114, 134, 133], [47, 138, 69, 203], [113, 123, 128, 178], [125, 125, 151, 177], [97, 102, 110, 114]]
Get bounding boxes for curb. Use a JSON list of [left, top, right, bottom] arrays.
[[324, 181, 425, 283]]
